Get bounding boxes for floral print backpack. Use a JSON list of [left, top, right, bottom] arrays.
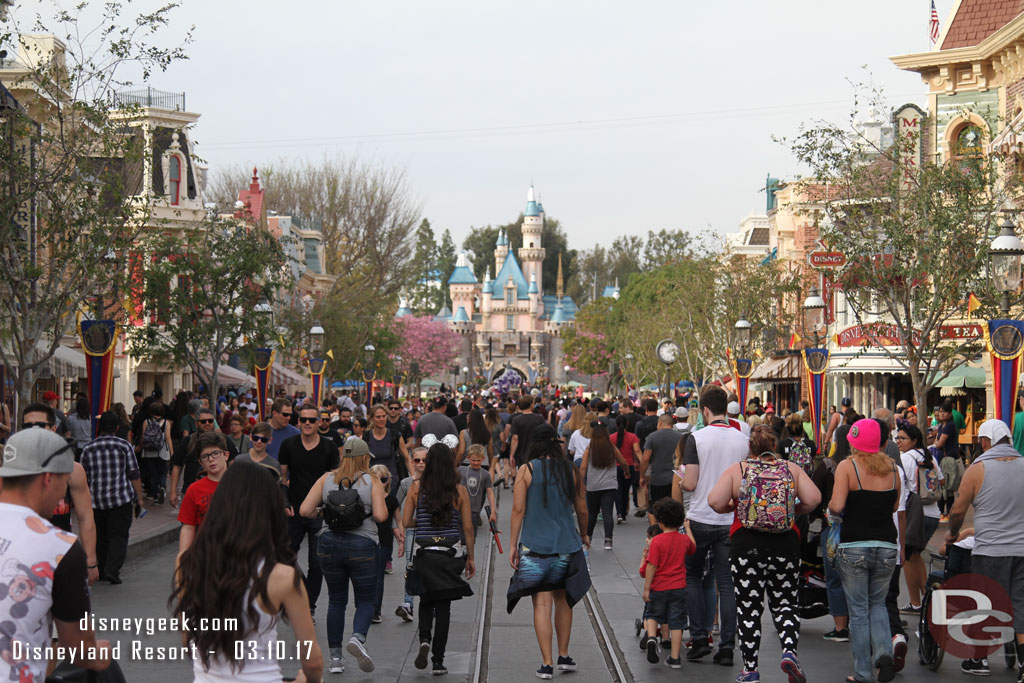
[[737, 457, 795, 533]]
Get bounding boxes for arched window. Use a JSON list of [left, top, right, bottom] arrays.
[[954, 125, 983, 158], [168, 155, 182, 205]]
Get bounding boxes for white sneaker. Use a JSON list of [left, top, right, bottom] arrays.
[[329, 656, 344, 674], [346, 637, 374, 672]]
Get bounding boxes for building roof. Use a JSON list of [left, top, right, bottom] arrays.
[[434, 304, 451, 322], [452, 306, 470, 322], [601, 284, 620, 299], [489, 250, 530, 300], [525, 200, 541, 217], [495, 229, 508, 247], [235, 167, 264, 224], [396, 298, 412, 318], [528, 274, 538, 294], [447, 252, 477, 285], [541, 295, 577, 320], [942, 0, 1024, 49], [550, 304, 567, 324]]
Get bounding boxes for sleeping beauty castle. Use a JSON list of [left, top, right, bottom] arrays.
[[398, 186, 601, 386]]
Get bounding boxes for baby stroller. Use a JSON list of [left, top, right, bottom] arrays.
[[917, 542, 1017, 671]]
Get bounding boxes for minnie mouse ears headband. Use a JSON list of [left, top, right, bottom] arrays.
[[421, 433, 459, 450]]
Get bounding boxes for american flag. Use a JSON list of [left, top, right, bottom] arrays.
[[930, 0, 941, 43]]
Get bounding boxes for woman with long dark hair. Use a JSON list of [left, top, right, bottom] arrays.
[[485, 407, 503, 481], [581, 422, 630, 550], [613, 414, 642, 523], [67, 397, 93, 454], [299, 438, 387, 674], [112, 402, 131, 441], [402, 442, 475, 675], [170, 462, 323, 682], [457, 409, 494, 465], [509, 423, 590, 680], [366, 404, 402, 481], [895, 424, 941, 613]]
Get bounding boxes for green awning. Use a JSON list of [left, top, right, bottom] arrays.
[[420, 378, 442, 388], [935, 365, 986, 389]]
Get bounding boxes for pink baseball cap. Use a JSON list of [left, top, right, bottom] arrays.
[[847, 418, 882, 452]]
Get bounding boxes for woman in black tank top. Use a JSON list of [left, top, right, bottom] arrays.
[[827, 419, 902, 683]]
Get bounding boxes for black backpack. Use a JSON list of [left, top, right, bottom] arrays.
[[142, 419, 165, 452], [323, 477, 367, 533]]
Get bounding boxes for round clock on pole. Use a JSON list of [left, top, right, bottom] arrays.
[[655, 339, 680, 365]]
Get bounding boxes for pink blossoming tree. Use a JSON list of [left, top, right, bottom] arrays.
[[393, 316, 462, 379]]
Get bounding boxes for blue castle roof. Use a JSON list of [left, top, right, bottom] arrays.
[[452, 306, 470, 322], [489, 251, 530, 300], [524, 200, 540, 217], [447, 265, 477, 285], [541, 295, 577, 320]]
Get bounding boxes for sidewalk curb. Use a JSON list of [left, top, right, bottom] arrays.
[[126, 523, 179, 561]]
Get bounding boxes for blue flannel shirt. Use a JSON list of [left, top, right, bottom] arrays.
[[81, 435, 140, 509]]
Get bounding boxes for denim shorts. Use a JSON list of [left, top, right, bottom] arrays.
[[646, 587, 686, 630]]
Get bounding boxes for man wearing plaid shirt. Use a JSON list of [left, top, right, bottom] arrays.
[[81, 410, 145, 584]]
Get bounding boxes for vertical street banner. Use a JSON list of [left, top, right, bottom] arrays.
[[983, 320, 1024, 428], [78, 320, 118, 437], [308, 357, 326, 408], [254, 348, 274, 422], [801, 348, 830, 447], [731, 356, 754, 417]]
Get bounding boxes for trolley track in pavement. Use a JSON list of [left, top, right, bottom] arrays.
[[469, 485, 633, 683]]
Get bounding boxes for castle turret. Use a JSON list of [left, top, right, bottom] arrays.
[[447, 252, 478, 331], [519, 185, 546, 294], [494, 228, 509, 275]]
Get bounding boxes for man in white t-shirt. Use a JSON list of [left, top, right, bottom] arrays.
[[680, 385, 748, 665]]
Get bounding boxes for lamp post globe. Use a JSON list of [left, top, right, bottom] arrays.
[[802, 287, 826, 343], [734, 316, 752, 350], [309, 321, 325, 355], [990, 216, 1024, 314]]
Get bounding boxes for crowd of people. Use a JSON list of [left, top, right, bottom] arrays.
[[1, 381, 1023, 683]]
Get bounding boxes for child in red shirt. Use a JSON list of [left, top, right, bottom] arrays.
[[177, 432, 229, 553], [641, 498, 695, 667]]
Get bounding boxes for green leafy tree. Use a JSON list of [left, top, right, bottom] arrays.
[[789, 96, 1013, 418], [0, 3, 191, 415], [436, 228, 457, 303], [125, 219, 291, 402], [408, 218, 440, 314]]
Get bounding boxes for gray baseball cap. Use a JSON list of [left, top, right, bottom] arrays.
[[343, 437, 370, 458], [1, 428, 75, 477]]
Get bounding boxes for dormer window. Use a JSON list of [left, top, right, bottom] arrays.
[[160, 131, 188, 205], [168, 155, 181, 205], [505, 287, 514, 306]]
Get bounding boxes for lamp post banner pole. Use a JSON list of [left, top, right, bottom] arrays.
[[78, 319, 118, 437], [730, 353, 755, 419], [254, 348, 275, 422], [801, 348, 830, 448], [983, 320, 1024, 428], [308, 358, 326, 408]]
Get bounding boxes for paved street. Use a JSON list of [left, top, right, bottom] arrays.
[[93, 489, 1010, 682]]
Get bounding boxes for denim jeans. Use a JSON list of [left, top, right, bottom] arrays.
[[289, 515, 324, 610], [403, 529, 416, 608], [837, 545, 897, 682], [821, 526, 849, 618], [374, 539, 393, 615], [317, 531, 378, 649], [685, 520, 736, 649]]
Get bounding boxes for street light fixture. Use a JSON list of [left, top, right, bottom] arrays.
[[802, 287, 827, 346], [990, 216, 1024, 315], [309, 321, 325, 355], [734, 316, 752, 351]]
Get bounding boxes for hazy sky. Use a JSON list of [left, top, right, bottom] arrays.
[[41, 0, 955, 248]]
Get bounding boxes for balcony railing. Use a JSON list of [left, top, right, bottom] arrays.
[[112, 87, 185, 111]]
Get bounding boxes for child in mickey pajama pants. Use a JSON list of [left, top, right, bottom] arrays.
[[730, 549, 802, 681]]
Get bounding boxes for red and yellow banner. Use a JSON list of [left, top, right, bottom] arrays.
[[78, 319, 118, 437]]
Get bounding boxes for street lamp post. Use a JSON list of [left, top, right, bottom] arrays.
[[253, 299, 275, 422], [655, 339, 680, 400], [307, 321, 327, 408], [393, 354, 403, 400], [801, 288, 830, 447], [461, 366, 469, 393], [732, 316, 755, 416], [986, 217, 1024, 427], [363, 343, 376, 411]]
